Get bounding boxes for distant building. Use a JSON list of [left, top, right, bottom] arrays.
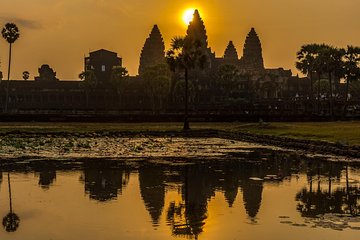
[[84, 49, 122, 83], [138, 25, 166, 75], [0, 11, 354, 118]]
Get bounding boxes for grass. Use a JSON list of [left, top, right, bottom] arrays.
[[0, 121, 359, 145]]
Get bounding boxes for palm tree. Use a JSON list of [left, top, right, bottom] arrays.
[[2, 173, 20, 232], [311, 44, 330, 114], [166, 37, 207, 130], [2, 23, 20, 113], [342, 46, 360, 116], [110, 66, 129, 108], [296, 44, 319, 102], [142, 64, 171, 113], [316, 45, 343, 118], [79, 69, 97, 108], [22, 71, 29, 81]]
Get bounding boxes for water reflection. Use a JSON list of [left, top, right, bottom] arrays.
[[297, 164, 360, 217], [34, 162, 57, 190], [0, 148, 359, 239], [81, 161, 130, 202], [139, 164, 165, 226], [2, 173, 20, 232]]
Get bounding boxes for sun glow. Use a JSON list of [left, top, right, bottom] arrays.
[[182, 9, 195, 25]]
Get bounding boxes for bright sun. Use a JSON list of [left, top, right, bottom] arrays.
[[182, 9, 195, 25]]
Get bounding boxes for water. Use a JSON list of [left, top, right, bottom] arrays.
[[0, 148, 359, 239]]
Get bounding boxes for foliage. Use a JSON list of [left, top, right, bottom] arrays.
[[142, 64, 171, 111], [343, 46, 360, 82], [22, 71, 29, 80], [343, 46, 360, 101], [1, 23, 20, 44], [79, 69, 98, 88], [173, 79, 195, 104], [166, 10, 209, 130], [313, 79, 330, 96], [2, 212, 20, 232], [110, 66, 129, 96], [110, 66, 129, 82], [2, 22, 20, 112], [296, 44, 319, 76]]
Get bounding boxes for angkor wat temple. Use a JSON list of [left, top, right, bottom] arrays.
[[0, 10, 355, 119]]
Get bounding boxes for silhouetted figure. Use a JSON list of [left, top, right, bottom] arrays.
[[2, 173, 20, 232]]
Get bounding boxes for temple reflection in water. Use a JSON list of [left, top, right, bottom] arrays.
[[0, 149, 359, 238]]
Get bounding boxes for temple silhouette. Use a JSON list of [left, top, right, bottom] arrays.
[[0, 10, 355, 119]]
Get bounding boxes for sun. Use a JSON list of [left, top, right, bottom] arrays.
[[182, 9, 195, 25]]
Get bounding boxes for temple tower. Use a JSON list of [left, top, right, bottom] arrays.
[[242, 28, 264, 70], [223, 41, 239, 64], [186, 10, 209, 49], [185, 10, 214, 67], [138, 25, 165, 75]]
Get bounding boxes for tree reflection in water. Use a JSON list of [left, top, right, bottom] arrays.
[[297, 163, 360, 217], [1, 147, 359, 237], [2, 173, 20, 232]]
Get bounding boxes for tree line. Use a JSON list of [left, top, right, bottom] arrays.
[[296, 44, 360, 117]]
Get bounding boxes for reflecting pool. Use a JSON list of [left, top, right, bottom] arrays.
[[0, 147, 359, 240]]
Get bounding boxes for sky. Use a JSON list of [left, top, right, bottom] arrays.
[[0, 0, 359, 79]]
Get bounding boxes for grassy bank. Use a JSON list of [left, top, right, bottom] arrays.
[[0, 121, 359, 146]]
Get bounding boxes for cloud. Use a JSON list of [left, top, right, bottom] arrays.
[[0, 16, 42, 29]]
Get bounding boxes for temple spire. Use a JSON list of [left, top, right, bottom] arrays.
[[242, 28, 264, 69], [138, 24, 165, 75], [186, 10, 209, 49], [224, 41, 238, 60]]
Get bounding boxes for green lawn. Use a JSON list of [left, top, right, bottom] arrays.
[[0, 121, 359, 145], [226, 122, 360, 146]]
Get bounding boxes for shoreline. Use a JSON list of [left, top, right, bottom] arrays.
[[0, 128, 359, 163]]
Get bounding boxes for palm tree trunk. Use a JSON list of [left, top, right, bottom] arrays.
[[343, 79, 350, 118], [310, 71, 313, 100], [309, 71, 313, 114], [317, 72, 321, 114], [7, 173, 13, 213], [328, 72, 334, 119], [183, 68, 190, 130], [5, 43, 12, 113]]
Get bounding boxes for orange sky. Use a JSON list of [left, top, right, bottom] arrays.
[[0, 0, 359, 79]]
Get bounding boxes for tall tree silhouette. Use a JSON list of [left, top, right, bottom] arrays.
[[79, 69, 97, 108], [166, 10, 209, 130], [318, 45, 344, 118], [342, 46, 360, 116], [2, 173, 20, 232], [296, 44, 319, 103], [1, 23, 20, 113], [110, 66, 129, 107]]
